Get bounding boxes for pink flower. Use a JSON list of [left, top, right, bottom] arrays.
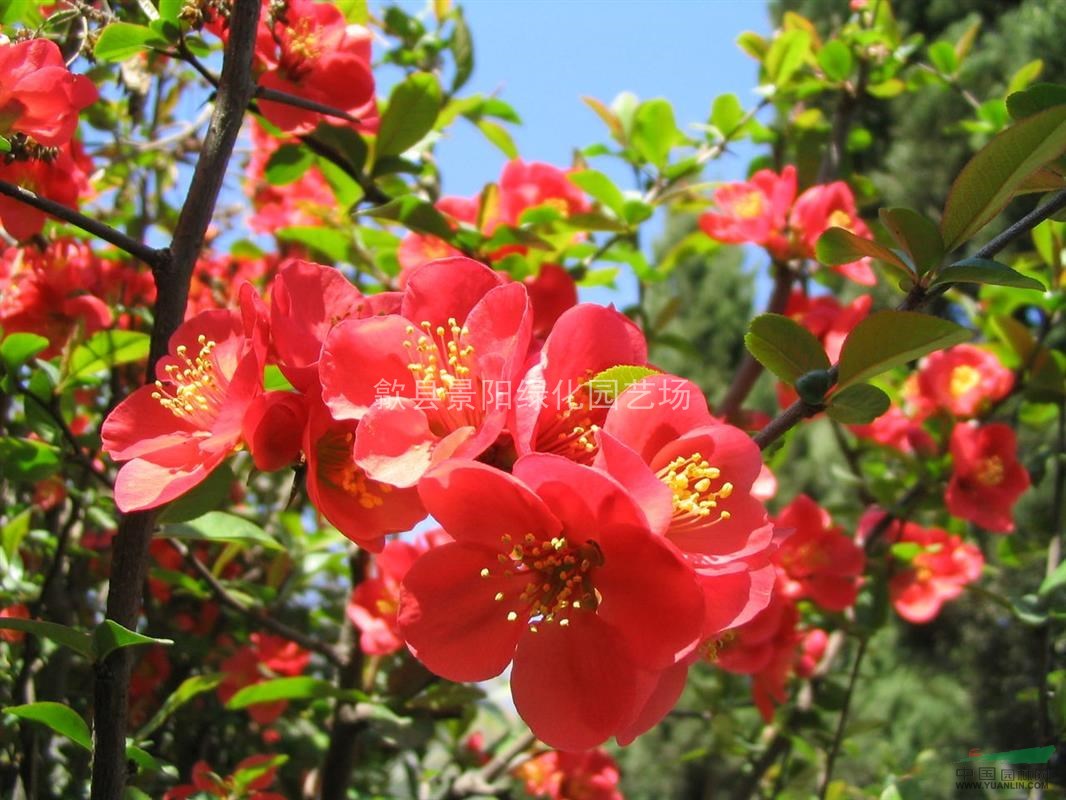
[[887, 522, 983, 624], [790, 181, 876, 285], [773, 495, 865, 612], [217, 633, 310, 726], [515, 749, 623, 800], [0, 604, 30, 643], [498, 159, 590, 225], [699, 165, 796, 259], [163, 754, 286, 800], [399, 457, 706, 750], [320, 257, 531, 487], [0, 38, 97, 147], [101, 290, 265, 511], [0, 140, 92, 240], [784, 289, 871, 363], [946, 423, 1029, 533], [849, 404, 936, 456], [911, 344, 1013, 419]]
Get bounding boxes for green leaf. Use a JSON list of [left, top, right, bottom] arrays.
[[0, 136, 10, 154], [1040, 560, 1066, 598], [4, 703, 91, 750], [928, 41, 958, 75], [0, 619, 93, 659], [475, 119, 517, 158], [264, 365, 294, 392], [586, 365, 661, 403], [710, 93, 744, 135], [764, 29, 811, 86], [941, 104, 1066, 251], [568, 170, 627, 220], [932, 257, 1046, 291], [2, 509, 30, 564], [136, 673, 224, 740], [309, 123, 368, 176], [1, 332, 49, 373], [1006, 59, 1044, 98], [264, 144, 313, 186], [815, 227, 914, 281], [836, 311, 972, 389], [1006, 84, 1066, 120], [92, 620, 172, 663], [162, 511, 282, 551], [276, 227, 350, 263], [64, 331, 150, 386], [0, 437, 60, 482], [878, 207, 944, 274], [825, 383, 891, 424], [158, 0, 182, 22], [126, 744, 165, 774], [359, 196, 455, 240], [94, 23, 166, 62], [450, 8, 473, 93], [376, 72, 442, 159], [745, 314, 830, 384], [631, 99, 682, 168], [226, 677, 354, 710], [157, 464, 236, 524], [817, 40, 853, 82]]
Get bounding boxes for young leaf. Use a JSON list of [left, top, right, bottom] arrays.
[[0, 619, 93, 659], [359, 196, 455, 240], [586, 365, 660, 403], [825, 383, 891, 424], [226, 677, 355, 710], [764, 29, 811, 86], [817, 40, 853, 82], [568, 170, 627, 220], [5, 703, 92, 750], [450, 8, 473, 93], [264, 144, 314, 186], [136, 673, 224, 740], [162, 511, 282, 551], [931, 257, 1046, 291], [94, 23, 167, 62], [815, 227, 914, 281], [376, 72, 442, 159], [0, 437, 60, 483], [836, 311, 971, 389], [1, 332, 49, 374], [940, 104, 1066, 251], [745, 314, 830, 384], [631, 99, 682, 168], [878, 207, 944, 274], [63, 331, 150, 386], [91, 620, 173, 663]]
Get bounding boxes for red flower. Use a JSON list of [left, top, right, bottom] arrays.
[[163, 754, 286, 800], [515, 749, 624, 800], [399, 457, 706, 750], [0, 604, 30, 643], [911, 344, 1013, 419], [784, 289, 871, 363], [698, 165, 796, 259], [790, 180, 876, 285], [773, 495, 865, 612], [849, 404, 936, 456], [321, 257, 531, 487], [241, 390, 307, 472], [0, 139, 92, 240], [218, 633, 310, 726], [303, 392, 426, 551], [0, 39, 97, 147], [101, 291, 266, 511], [887, 522, 984, 624], [245, 122, 337, 233], [946, 422, 1029, 533], [498, 158, 590, 225], [253, 0, 375, 134], [513, 303, 647, 464], [347, 530, 450, 656]]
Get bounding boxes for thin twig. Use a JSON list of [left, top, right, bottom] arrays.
[[448, 730, 538, 798], [818, 637, 869, 799], [0, 180, 162, 267]]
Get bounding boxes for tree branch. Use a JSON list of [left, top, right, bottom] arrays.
[[89, 3, 261, 799], [0, 180, 162, 267], [818, 637, 868, 799]]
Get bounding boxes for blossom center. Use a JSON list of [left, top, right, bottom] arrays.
[[318, 431, 392, 509], [151, 335, 226, 427], [285, 19, 321, 63], [481, 533, 603, 630], [402, 317, 481, 430], [976, 455, 1005, 487], [732, 190, 765, 219], [537, 383, 603, 464], [657, 452, 733, 530], [949, 365, 981, 398], [827, 209, 853, 229]]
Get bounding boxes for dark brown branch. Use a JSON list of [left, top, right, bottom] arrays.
[[0, 180, 162, 267], [89, 3, 261, 799], [171, 542, 344, 667]]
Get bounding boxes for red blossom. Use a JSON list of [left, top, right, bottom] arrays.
[[399, 457, 706, 750], [886, 521, 984, 624], [849, 404, 936, 456], [773, 495, 865, 612], [320, 257, 532, 487], [784, 289, 871, 363], [789, 180, 876, 285], [515, 748, 624, 800], [497, 158, 590, 225], [0, 139, 92, 240], [217, 633, 310, 727], [0, 38, 97, 147], [911, 344, 1013, 419], [101, 290, 266, 511], [163, 754, 286, 800], [0, 604, 30, 643], [946, 422, 1029, 533], [698, 165, 796, 258], [245, 122, 337, 233]]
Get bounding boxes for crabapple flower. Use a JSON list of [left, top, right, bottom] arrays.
[[398, 457, 706, 750], [513, 303, 648, 464], [849, 404, 936, 456], [911, 344, 1013, 419], [347, 530, 450, 655], [0, 140, 92, 240], [784, 289, 871, 363], [515, 748, 624, 800], [0, 604, 30, 643], [163, 754, 286, 800], [773, 495, 865, 611], [498, 158, 590, 224], [217, 633, 310, 727], [101, 291, 265, 511], [946, 422, 1029, 533], [0, 38, 97, 147], [698, 165, 796, 258], [790, 180, 876, 285], [320, 257, 531, 487], [241, 391, 307, 472], [887, 522, 984, 624]]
